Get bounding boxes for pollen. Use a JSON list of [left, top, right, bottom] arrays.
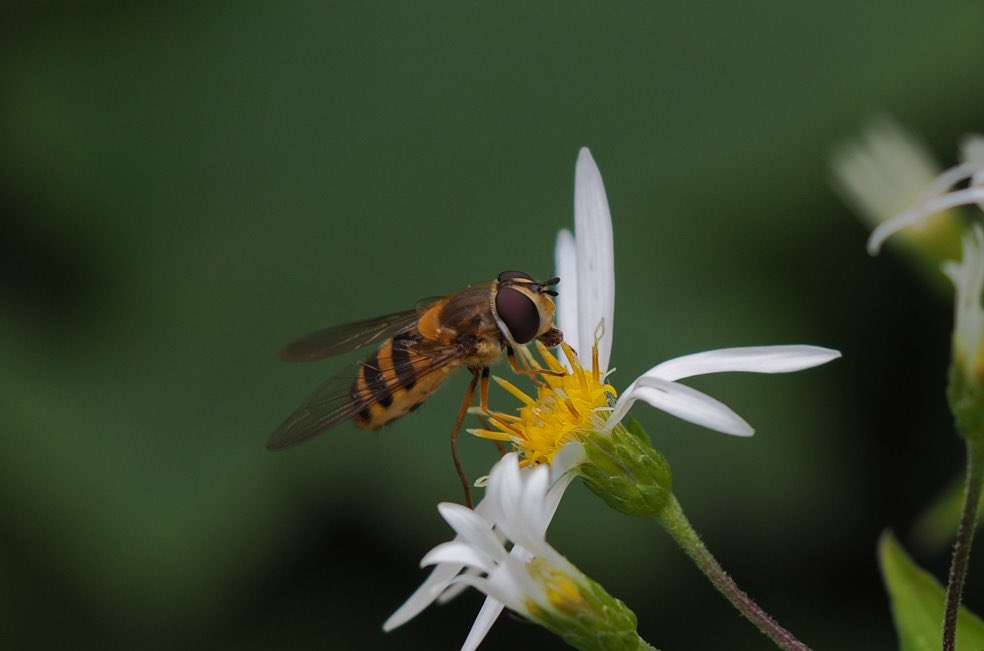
[[469, 341, 617, 467]]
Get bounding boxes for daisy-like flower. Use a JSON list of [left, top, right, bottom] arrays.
[[471, 148, 841, 500], [831, 118, 983, 256], [383, 452, 581, 650], [408, 453, 645, 651]]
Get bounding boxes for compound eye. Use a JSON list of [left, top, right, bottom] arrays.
[[497, 270, 534, 284], [495, 286, 540, 344]]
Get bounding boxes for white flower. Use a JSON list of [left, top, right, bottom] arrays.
[[385, 453, 585, 650], [942, 225, 984, 381], [477, 148, 841, 459], [831, 117, 943, 243], [831, 119, 984, 255]]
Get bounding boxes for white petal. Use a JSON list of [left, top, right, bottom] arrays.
[[447, 564, 526, 614], [920, 161, 977, 200], [460, 597, 507, 651], [550, 442, 586, 483], [868, 187, 984, 254], [437, 568, 479, 604], [504, 465, 551, 551], [486, 454, 524, 524], [437, 503, 504, 562], [960, 134, 984, 169], [384, 562, 465, 631], [639, 345, 842, 382], [574, 147, 615, 373], [960, 135, 984, 208], [384, 493, 502, 631], [421, 542, 494, 571], [606, 376, 754, 437], [554, 228, 580, 368], [830, 118, 941, 231]]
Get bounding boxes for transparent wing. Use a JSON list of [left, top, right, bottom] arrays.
[[279, 296, 442, 361], [267, 337, 465, 449]]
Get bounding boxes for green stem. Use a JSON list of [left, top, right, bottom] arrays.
[[655, 495, 812, 651], [942, 439, 984, 651]]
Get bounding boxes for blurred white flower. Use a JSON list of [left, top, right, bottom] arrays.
[[942, 225, 984, 383], [831, 117, 942, 236], [832, 118, 984, 255]]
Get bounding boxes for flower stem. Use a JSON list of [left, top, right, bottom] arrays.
[[942, 439, 984, 651], [655, 495, 812, 651]]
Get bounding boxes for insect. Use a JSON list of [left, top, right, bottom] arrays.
[[268, 270, 563, 506]]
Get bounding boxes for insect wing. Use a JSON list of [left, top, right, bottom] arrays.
[[279, 302, 437, 362], [267, 337, 464, 449]]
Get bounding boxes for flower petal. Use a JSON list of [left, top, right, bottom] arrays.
[[554, 228, 580, 369], [460, 597, 507, 651], [869, 187, 984, 254], [606, 376, 754, 437], [383, 496, 499, 631], [422, 541, 494, 571], [574, 147, 615, 372], [637, 345, 841, 382], [550, 442, 586, 484], [505, 465, 551, 551], [437, 503, 504, 562], [383, 561, 465, 631], [960, 134, 984, 208], [830, 117, 941, 233]]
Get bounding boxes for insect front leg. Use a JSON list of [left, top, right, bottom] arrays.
[[506, 346, 564, 383], [537, 327, 564, 348]]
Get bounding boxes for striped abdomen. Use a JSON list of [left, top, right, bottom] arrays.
[[351, 332, 460, 430]]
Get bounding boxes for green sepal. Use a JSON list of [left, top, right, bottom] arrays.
[[530, 574, 655, 651], [879, 531, 984, 651], [577, 417, 673, 517], [948, 363, 984, 443]]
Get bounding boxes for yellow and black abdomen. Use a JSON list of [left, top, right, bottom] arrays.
[[351, 331, 458, 430]]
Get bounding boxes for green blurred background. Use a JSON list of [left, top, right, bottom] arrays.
[[3, 3, 983, 649]]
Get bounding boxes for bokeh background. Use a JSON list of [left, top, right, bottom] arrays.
[[3, 3, 984, 649]]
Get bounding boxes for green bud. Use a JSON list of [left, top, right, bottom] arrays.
[[577, 417, 673, 517]]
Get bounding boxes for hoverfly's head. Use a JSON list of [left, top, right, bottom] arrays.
[[492, 270, 559, 345]]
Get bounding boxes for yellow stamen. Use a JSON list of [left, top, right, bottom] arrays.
[[493, 376, 535, 406], [485, 410, 520, 423], [468, 428, 513, 442], [472, 340, 618, 466], [488, 415, 525, 437]]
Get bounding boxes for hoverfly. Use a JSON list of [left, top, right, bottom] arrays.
[[268, 271, 563, 506]]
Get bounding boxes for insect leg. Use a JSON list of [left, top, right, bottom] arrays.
[[479, 367, 490, 412], [475, 367, 508, 456], [506, 347, 540, 384], [506, 346, 564, 382], [450, 369, 479, 508]]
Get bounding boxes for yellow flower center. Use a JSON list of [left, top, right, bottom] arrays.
[[526, 557, 586, 615], [469, 341, 617, 467]]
